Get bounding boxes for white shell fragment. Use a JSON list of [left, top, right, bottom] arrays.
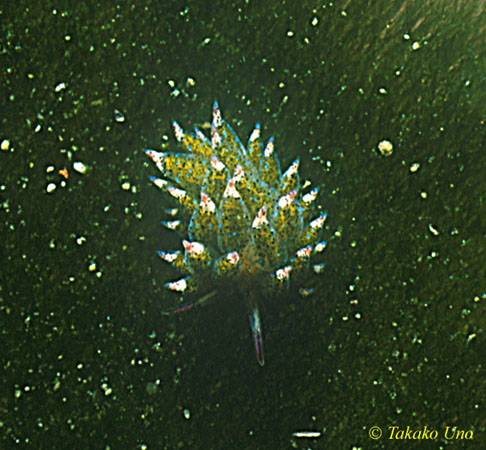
[[292, 430, 321, 438], [428, 224, 439, 236], [54, 82, 67, 92]]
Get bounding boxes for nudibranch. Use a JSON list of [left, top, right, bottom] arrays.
[[145, 102, 327, 366]]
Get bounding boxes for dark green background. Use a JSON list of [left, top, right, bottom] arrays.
[[1, 1, 485, 448]]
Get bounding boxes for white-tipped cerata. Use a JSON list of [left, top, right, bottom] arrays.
[[252, 206, 268, 229], [310, 213, 327, 230], [276, 265, 292, 281], [223, 179, 240, 199], [165, 278, 188, 292], [183, 240, 205, 256]]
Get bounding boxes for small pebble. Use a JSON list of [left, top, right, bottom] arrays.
[[163, 220, 181, 230], [73, 161, 87, 174], [377, 139, 393, 156], [410, 162, 420, 172], [1, 139, 10, 151], [100, 382, 112, 396], [46, 183, 57, 193], [299, 287, 314, 297], [54, 82, 67, 92], [114, 109, 125, 123]]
